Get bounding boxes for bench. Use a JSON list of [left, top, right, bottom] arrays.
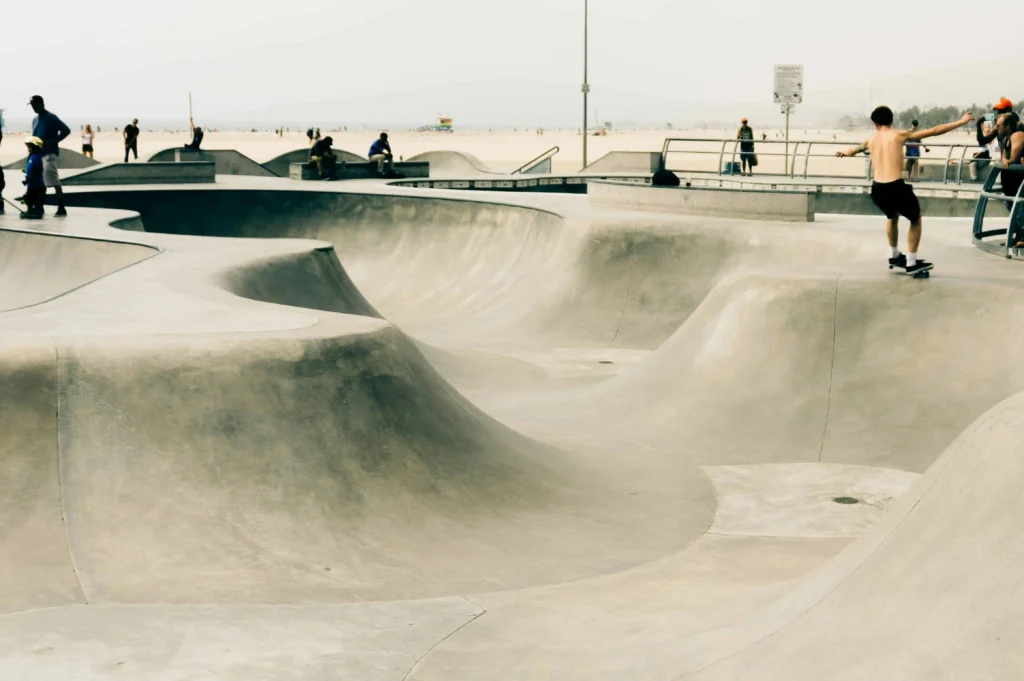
[[289, 161, 430, 181]]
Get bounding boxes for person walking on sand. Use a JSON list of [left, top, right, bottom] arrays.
[[81, 124, 95, 158], [837, 106, 973, 273], [737, 118, 756, 176], [29, 95, 71, 217], [123, 118, 140, 162]]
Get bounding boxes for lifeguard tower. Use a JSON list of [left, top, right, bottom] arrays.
[[416, 115, 454, 133]]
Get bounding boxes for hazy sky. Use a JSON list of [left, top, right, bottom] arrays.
[[2, 0, 1020, 128]]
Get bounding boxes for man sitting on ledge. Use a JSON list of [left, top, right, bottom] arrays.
[[368, 132, 395, 176], [309, 135, 338, 180]]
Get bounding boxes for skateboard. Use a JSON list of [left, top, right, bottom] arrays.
[[888, 262, 932, 278], [1, 196, 26, 217]]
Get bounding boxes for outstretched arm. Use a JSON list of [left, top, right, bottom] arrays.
[[836, 140, 869, 158], [907, 112, 974, 140]]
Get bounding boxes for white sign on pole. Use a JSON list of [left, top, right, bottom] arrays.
[[774, 64, 803, 104]]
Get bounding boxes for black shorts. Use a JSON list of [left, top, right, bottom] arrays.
[[871, 179, 921, 221], [82, 144, 93, 153]]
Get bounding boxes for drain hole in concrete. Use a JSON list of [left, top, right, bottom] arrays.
[[833, 496, 860, 505], [598, 360, 614, 365]]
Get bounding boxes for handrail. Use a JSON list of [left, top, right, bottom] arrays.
[[661, 136, 989, 184], [973, 164, 1024, 258], [511, 146, 560, 174]]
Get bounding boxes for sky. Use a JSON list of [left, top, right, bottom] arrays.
[[1, 0, 1021, 129]]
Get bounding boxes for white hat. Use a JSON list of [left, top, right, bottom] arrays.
[[25, 136, 43, 148]]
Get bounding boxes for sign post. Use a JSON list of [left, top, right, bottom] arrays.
[[774, 64, 803, 175]]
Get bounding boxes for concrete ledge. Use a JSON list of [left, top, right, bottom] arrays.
[[289, 161, 429, 181], [588, 180, 815, 222], [62, 162, 216, 186]]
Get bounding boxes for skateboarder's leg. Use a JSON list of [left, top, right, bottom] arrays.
[[908, 217, 922, 258], [886, 217, 901, 259]]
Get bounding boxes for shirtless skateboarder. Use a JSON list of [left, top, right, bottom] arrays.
[[837, 106, 974, 274]]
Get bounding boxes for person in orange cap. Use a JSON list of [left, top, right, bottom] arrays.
[[736, 117, 756, 176], [977, 98, 1016, 150]]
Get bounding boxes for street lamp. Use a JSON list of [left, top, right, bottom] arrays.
[[582, 0, 589, 168]]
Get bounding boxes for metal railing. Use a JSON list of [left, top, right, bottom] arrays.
[[972, 164, 1024, 258], [511, 146, 560, 175], [659, 137, 991, 185]]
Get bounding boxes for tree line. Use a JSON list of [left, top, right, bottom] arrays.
[[837, 101, 1024, 129]]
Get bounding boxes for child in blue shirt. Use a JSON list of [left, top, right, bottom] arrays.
[[21, 136, 46, 219]]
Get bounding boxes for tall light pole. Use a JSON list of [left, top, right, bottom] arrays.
[[582, 0, 589, 168]]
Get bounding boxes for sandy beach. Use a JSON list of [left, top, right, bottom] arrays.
[[0, 126, 980, 177]]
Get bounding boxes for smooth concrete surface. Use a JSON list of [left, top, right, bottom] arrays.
[[581, 150, 662, 173], [262, 147, 367, 177], [2, 175, 1024, 680], [589, 179, 816, 221], [408, 150, 501, 177], [3, 148, 99, 170], [146, 148, 278, 177], [61, 162, 216, 185]]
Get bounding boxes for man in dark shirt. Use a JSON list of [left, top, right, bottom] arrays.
[[123, 119, 140, 162], [737, 118, 756, 176], [29, 95, 71, 217], [185, 119, 204, 149], [309, 135, 337, 179], [368, 132, 395, 175]]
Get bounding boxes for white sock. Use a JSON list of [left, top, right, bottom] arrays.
[[890, 247, 900, 258], [907, 252, 918, 266]]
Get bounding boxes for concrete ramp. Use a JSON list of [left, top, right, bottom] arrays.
[[408, 150, 502, 177], [262, 148, 367, 177], [581, 150, 661, 174], [62, 161, 215, 185], [9, 182, 1024, 679], [0, 228, 156, 311], [146, 148, 278, 177], [3, 148, 99, 170], [689, 389, 1024, 679]]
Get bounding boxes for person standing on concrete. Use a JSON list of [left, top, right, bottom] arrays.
[[309, 135, 337, 180], [29, 95, 70, 217], [368, 132, 395, 176], [19, 136, 46, 219], [0, 128, 6, 216], [904, 121, 930, 181], [736, 118, 756, 176], [836, 106, 973, 273], [123, 118, 140, 161]]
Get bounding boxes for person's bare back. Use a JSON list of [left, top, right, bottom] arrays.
[[866, 127, 912, 183], [834, 106, 973, 272]]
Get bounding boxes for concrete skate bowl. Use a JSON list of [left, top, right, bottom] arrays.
[[11, 184, 1024, 679], [407, 150, 503, 177], [0, 226, 156, 312], [3, 148, 99, 170], [261, 147, 367, 177], [146, 148, 278, 177]]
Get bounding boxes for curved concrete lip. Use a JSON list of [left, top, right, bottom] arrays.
[[1, 175, 1024, 679]]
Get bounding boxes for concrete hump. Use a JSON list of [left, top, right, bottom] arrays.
[[3, 148, 99, 170], [146, 148, 278, 177], [408, 150, 500, 177]]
